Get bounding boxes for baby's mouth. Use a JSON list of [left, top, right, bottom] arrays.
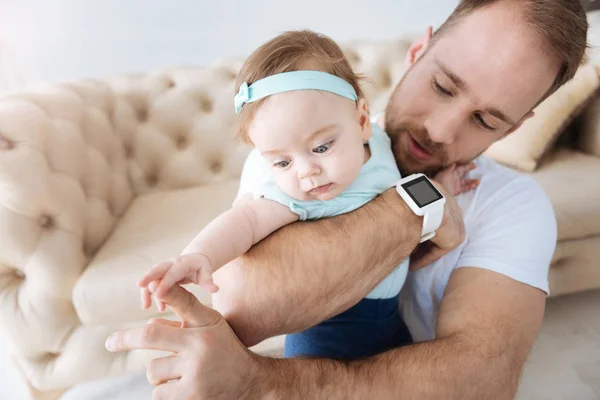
[[308, 183, 333, 195]]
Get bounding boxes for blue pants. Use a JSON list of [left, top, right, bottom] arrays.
[[284, 295, 413, 360]]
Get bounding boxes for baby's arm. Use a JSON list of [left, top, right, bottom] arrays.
[[139, 198, 299, 300]]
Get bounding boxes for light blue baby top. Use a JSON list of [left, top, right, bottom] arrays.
[[241, 123, 409, 299]]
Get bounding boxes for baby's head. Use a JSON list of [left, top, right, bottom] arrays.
[[235, 30, 372, 201]]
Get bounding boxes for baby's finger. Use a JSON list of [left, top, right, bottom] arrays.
[[141, 287, 152, 310], [461, 179, 480, 191], [199, 268, 219, 293], [154, 268, 188, 298], [138, 261, 173, 288], [156, 297, 166, 312]]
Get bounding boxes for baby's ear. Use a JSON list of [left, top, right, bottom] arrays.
[[357, 98, 372, 141]]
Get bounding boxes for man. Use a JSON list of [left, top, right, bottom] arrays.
[[105, 0, 588, 398]]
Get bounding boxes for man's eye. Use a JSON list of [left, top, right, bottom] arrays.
[[313, 141, 332, 154], [433, 79, 452, 96], [274, 160, 290, 168], [474, 114, 496, 131]]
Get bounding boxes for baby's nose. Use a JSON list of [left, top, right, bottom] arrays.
[[297, 161, 320, 179]]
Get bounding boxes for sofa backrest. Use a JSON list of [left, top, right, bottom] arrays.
[[0, 38, 410, 263]]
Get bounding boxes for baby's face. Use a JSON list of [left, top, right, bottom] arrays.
[[248, 91, 371, 201]]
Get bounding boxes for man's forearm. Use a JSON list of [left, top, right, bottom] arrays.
[[255, 335, 519, 400], [212, 188, 422, 346]]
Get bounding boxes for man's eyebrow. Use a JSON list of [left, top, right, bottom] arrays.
[[434, 58, 517, 126], [434, 59, 467, 91], [485, 107, 517, 126]]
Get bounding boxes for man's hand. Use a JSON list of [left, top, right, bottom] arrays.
[[105, 286, 264, 400], [410, 179, 466, 270]]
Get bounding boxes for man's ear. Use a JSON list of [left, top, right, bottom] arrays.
[[501, 111, 535, 139], [404, 26, 433, 68], [357, 98, 372, 141]]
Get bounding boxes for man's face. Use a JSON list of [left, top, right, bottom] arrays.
[[385, 4, 560, 176]]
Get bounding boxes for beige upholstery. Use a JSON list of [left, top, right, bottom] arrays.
[[0, 39, 412, 398], [73, 181, 240, 325], [0, 37, 599, 399], [577, 94, 600, 157], [529, 147, 600, 241], [484, 65, 600, 171], [550, 236, 600, 296]]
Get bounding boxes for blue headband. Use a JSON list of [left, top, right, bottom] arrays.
[[234, 70, 358, 114]]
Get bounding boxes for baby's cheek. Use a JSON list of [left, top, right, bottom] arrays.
[[276, 174, 303, 198]]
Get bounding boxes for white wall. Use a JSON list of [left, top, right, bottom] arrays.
[[0, 0, 458, 90]]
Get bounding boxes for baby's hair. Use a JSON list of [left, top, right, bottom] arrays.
[[234, 30, 366, 143]]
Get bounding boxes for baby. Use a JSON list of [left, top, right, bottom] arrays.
[[138, 30, 477, 360]]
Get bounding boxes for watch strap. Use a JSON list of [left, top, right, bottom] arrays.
[[420, 206, 444, 243]]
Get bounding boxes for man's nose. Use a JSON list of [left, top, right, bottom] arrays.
[[297, 160, 320, 179], [424, 108, 463, 145]]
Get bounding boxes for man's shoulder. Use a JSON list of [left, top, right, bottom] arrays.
[[468, 156, 555, 228], [456, 156, 556, 296], [473, 156, 548, 203]]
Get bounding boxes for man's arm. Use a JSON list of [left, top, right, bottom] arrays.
[[254, 267, 545, 400], [212, 188, 423, 346]]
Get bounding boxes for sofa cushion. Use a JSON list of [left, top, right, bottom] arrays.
[[528, 147, 600, 241], [73, 180, 240, 325], [576, 94, 600, 158], [484, 64, 599, 172]]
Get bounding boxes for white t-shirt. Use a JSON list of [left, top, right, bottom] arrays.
[[400, 155, 557, 342], [238, 135, 557, 343]]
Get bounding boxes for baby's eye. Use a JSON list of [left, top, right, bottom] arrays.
[[313, 141, 332, 154], [274, 160, 291, 169]]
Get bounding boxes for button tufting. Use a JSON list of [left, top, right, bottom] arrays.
[[39, 214, 54, 230], [224, 69, 237, 81], [137, 107, 148, 122], [199, 97, 213, 113], [175, 136, 189, 150], [210, 160, 223, 174], [43, 352, 60, 361], [147, 173, 158, 187], [13, 269, 25, 280], [124, 143, 134, 158], [108, 201, 119, 218], [0, 135, 14, 150], [345, 50, 361, 64], [380, 66, 392, 88]]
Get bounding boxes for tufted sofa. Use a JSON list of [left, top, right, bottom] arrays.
[[1, 37, 600, 399]]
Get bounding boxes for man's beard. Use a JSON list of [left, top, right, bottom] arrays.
[[384, 113, 450, 177]]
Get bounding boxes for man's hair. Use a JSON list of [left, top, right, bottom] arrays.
[[434, 0, 589, 96], [234, 30, 365, 143]]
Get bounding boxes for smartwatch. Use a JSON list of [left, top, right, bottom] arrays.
[[396, 174, 446, 243]]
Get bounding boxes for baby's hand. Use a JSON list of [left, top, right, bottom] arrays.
[[138, 253, 219, 311], [433, 162, 480, 196]]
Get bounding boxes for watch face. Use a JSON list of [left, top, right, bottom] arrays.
[[402, 176, 443, 208]]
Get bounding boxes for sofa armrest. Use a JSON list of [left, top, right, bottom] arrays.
[[0, 81, 134, 388], [576, 80, 600, 158]]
